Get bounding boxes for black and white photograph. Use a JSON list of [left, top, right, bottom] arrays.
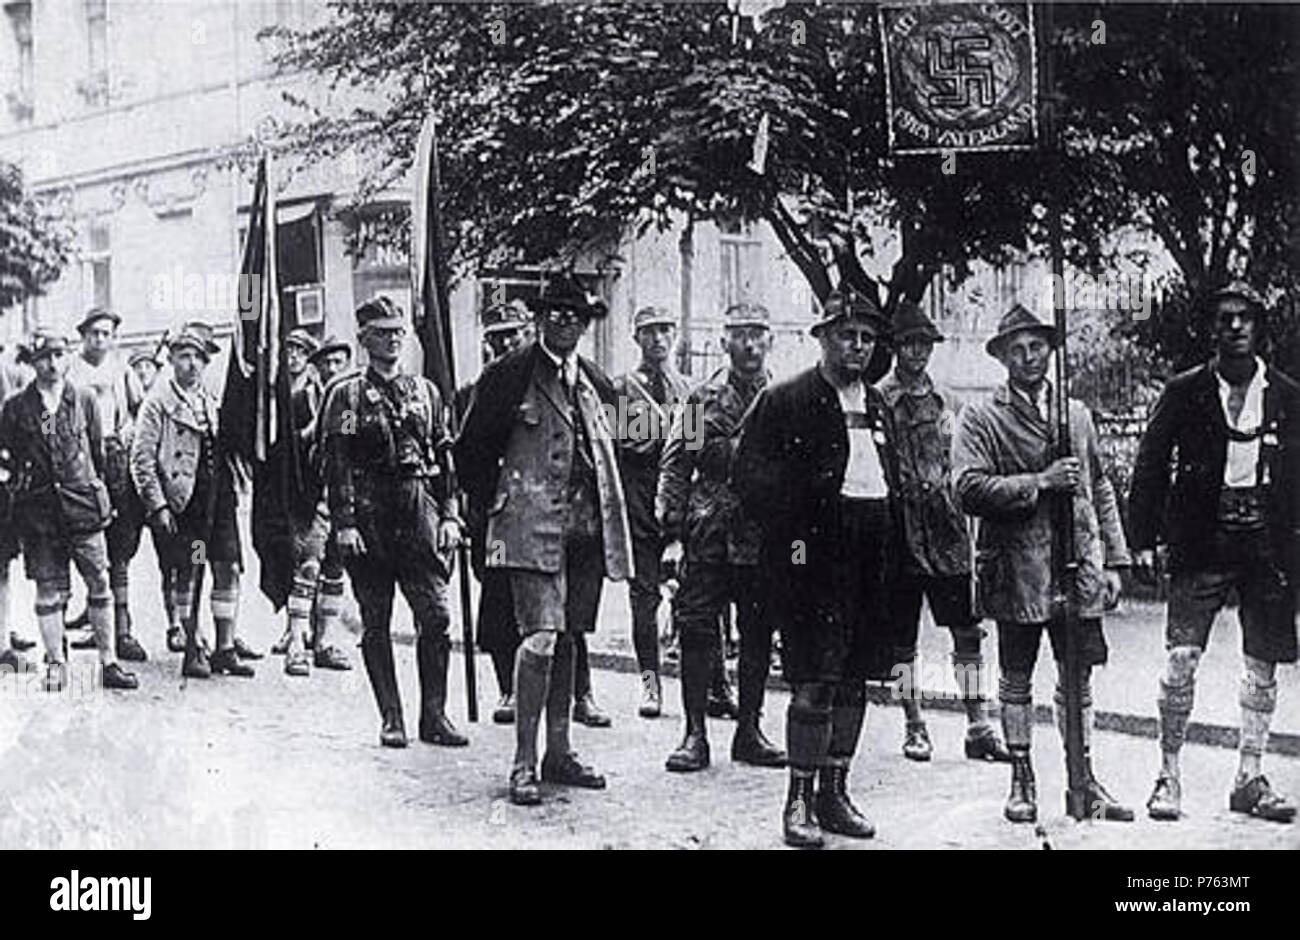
[[0, 0, 1296, 908]]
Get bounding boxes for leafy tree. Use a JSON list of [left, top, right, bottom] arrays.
[[0, 161, 72, 311]]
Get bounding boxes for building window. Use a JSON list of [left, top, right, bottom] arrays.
[[84, 219, 111, 310], [76, 0, 109, 107], [4, 1, 34, 124], [719, 220, 762, 313]]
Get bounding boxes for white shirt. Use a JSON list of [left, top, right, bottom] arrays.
[[37, 379, 63, 418], [1217, 357, 1268, 489], [66, 353, 136, 438], [1012, 381, 1051, 422], [539, 340, 579, 391], [836, 380, 889, 499]]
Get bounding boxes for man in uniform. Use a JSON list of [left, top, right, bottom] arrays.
[[952, 304, 1132, 824], [319, 297, 466, 748], [659, 302, 784, 771], [0, 330, 138, 691], [455, 274, 633, 806], [459, 299, 534, 725], [613, 305, 690, 719], [132, 322, 254, 680], [65, 309, 148, 662], [736, 290, 896, 848], [878, 301, 1010, 763], [1131, 282, 1299, 823], [0, 340, 35, 663]]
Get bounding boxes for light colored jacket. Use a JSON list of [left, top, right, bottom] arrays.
[[952, 382, 1130, 623], [130, 378, 220, 516]]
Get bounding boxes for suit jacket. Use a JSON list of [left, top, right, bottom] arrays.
[[1129, 359, 1300, 575], [952, 383, 1130, 623], [735, 365, 902, 618], [454, 344, 633, 580], [612, 363, 690, 544], [131, 378, 221, 517]]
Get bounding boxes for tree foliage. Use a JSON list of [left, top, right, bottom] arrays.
[[0, 161, 72, 311]]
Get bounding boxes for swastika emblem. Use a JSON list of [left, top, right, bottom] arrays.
[[926, 35, 994, 108]]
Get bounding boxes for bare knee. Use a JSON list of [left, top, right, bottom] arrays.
[[521, 631, 557, 658], [1165, 645, 1202, 685]]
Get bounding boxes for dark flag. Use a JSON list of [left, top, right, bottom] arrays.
[[219, 154, 301, 610], [412, 109, 478, 721]]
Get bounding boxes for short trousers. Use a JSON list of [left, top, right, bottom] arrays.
[[21, 529, 109, 594], [507, 485, 604, 637], [889, 571, 978, 656], [996, 616, 1108, 676], [154, 470, 242, 570]]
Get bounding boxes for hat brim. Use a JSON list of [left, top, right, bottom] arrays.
[[725, 319, 771, 330], [359, 316, 407, 331], [895, 327, 946, 344], [76, 313, 121, 334], [985, 325, 1058, 358], [309, 342, 351, 362], [634, 317, 678, 330], [483, 322, 530, 335], [169, 338, 214, 360], [810, 314, 888, 337]]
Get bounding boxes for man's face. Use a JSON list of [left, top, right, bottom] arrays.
[[539, 306, 591, 356], [317, 350, 350, 383], [1212, 298, 1260, 359], [170, 347, 205, 387], [32, 349, 68, 383], [723, 325, 772, 376], [360, 325, 405, 364], [81, 322, 115, 362], [486, 325, 529, 359], [897, 336, 934, 376], [636, 323, 676, 368], [131, 359, 158, 390], [818, 319, 877, 378], [999, 330, 1052, 388], [286, 344, 308, 376]]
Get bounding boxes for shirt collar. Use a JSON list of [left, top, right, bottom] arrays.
[[540, 339, 578, 385], [1215, 356, 1268, 429]]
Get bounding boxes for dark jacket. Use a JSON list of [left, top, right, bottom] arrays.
[[735, 365, 902, 613], [0, 380, 110, 537], [1128, 360, 1300, 576], [453, 343, 633, 581], [613, 363, 690, 545], [657, 367, 766, 565]]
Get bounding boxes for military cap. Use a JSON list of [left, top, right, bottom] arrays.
[[17, 329, 71, 364], [985, 304, 1058, 358], [810, 290, 887, 336], [309, 334, 352, 364], [482, 299, 533, 335], [75, 308, 121, 335], [632, 305, 678, 331], [536, 273, 608, 319], [285, 328, 320, 355], [168, 321, 220, 360], [355, 296, 406, 331], [723, 302, 772, 329], [892, 300, 945, 343]]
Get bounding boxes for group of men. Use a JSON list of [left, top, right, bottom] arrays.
[[0, 273, 1294, 849]]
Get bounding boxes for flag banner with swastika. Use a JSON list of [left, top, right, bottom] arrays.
[[880, 2, 1038, 154]]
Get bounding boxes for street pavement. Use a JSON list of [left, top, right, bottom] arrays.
[[0, 537, 1297, 849]]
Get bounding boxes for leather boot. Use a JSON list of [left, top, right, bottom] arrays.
[[114, 605, 147, 662], [361, 632, 406, 748], [706, 652, 739, 720], [782, 772, 823, 849], [732, 715, 787, 767], [666, 640, 710, 772], [1005, 749, 1037, 823], [1083, 759, 1135, 821], [417, 636, 468, 747], [814, 763, 875, 838]]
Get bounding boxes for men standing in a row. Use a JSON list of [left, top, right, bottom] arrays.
[[659, 303, 785, 771], [455, 275, 633, 806], [319, 298, 466, 748], [1131, 283, 1298, 823], [461, 299, 534, 725], [736, 291, 897, 848], [952, 305, 1132, 824], [614, 305, 690, 719], [878, 301, 1010, 763], [66, 309, 148, 662], [0, 330, 138, 691], [132, 322, 254, 679]]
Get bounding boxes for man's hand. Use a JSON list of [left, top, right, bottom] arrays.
[[1038, 457, 1082, 493], [1132, 548, 1158, 586], [660, 539, 684, 579], [336, 526, 366, 560], [1102, 568, 1123, 611], [150, 507, 177, 536], [436, 518, 463, 553]]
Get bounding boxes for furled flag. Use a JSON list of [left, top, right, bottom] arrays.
[[412, 109, 458, 406]]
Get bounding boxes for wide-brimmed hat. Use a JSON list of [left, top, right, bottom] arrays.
[[75, 308, 121, 335], [632, 305, 678, 331], [17, 329, 71, 364], [355, 296, 406, 331], [810, 289, 888, 337], [285, 328, 320, 355], [536, 273, 608, 320], [168, 321, 220, 360], [985, 304, 1059, 358], [127, 348, 161, 369], [309, 334, 351, 364], [482, 299, 533, 335], [1208, 280, 1267, 313], [892, 300, 945, 343]]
